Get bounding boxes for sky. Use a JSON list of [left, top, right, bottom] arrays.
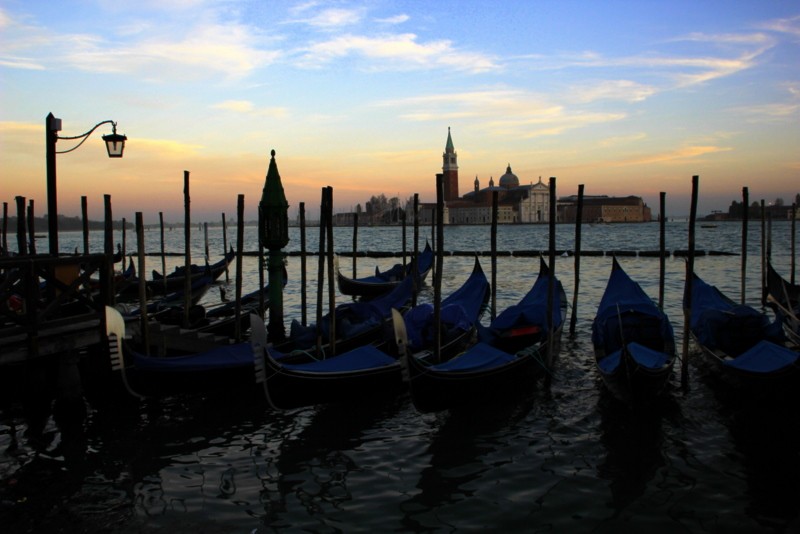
[[1, 1, 798, 223]]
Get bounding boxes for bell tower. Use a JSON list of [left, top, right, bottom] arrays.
[[442, 127, 459, 201]]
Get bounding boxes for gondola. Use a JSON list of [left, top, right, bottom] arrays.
[[402, 255, 490, 357], [118, 247, 236, 299], [275, 273, 417, 356], [765, 261, 800, 345], [253, 257, 490, 409], [592, 257, 675, 403], [402, 257, 565, 413], [685, 269, 799, 393], [336, 242, 434, 298], [104, 306, 255, 398]]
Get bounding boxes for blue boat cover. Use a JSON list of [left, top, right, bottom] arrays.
[[131, 342, 253, 372], [429, 342, 517, 372], [276, 344, 397, 372], [289, 275, 415, 348], [592, 263, 673, 353], [479, 266, 564, 344], [374, 243, 434, 282], [597, 342, 671, 374], [403, 260, 488, 351], [598, 341, 672, 374], [688, 273, 785, 355], [722, 340, 798, 373]]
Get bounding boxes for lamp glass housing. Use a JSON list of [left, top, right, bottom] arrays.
[[103, 132, 127, 158]]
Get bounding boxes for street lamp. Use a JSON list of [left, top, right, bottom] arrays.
[[259, 149, 289, 342], [46, 112, 127, 256]]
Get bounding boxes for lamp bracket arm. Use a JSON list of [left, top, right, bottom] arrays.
[[55, 120, 118, 154]]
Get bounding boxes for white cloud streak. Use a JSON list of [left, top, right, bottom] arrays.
[[296, 33, 500, 73]]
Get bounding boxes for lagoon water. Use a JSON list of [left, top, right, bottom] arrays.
[[1, 220, 799, 532]]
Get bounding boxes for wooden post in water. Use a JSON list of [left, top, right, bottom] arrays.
[[234, 195, 245, 342], [26, 200, 36, 255], [121, 217, 126, 264], [325, 187, 336, 357], [546, 177, 556, 374], [222, 213, 229, 283], [767, 210, 773, 279], [412, 194, 420, 307], [81, 196, 89, 255], [299, 202, 307, 326], [315, 189, 327, 356], [352, 211, 358, 279], [433, 175, 445, 363], [760, 199, 766, 306], [204, 222, 209, 263], [659, 192, 666, 309], [2, 202, 8, 255], [491, 190, 498, 321], [159, 212, 167, 293], [681, 175, 699, 391], [135, 212, 149, 355], [183, 170, 192, 328], [401, 209, 407, 271], [103, 195, 114, 305], [15, 196, 26, 255], [741, 187, 748, 305], [569, 184, 584, 335], [792, 203, 797, 285]]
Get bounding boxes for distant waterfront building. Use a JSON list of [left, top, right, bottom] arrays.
[[558, 195, 652, 223], [417, 130, 552, 225]]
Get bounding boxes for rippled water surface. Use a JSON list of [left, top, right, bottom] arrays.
[[1, 221, 799, 532]]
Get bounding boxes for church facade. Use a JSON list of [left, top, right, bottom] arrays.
[[416, 129, 552, 225]]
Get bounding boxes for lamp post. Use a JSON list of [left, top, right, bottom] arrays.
[[46, 112, 126, 257], [259, 149, 289, 342]]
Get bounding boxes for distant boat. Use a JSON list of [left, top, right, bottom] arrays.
[[700, 224, 718, 229]]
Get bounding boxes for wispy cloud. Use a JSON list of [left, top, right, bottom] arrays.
[[597, 133, 648, 148], [63, 23, 280, 79], [376, 14, 409, 25], [286, 4, 365, 29], [757, 14, 800, 37], [212, 100, 289, 118], [296, 33, 499, 72], [380, 88, 625, 137], [616, 145, 732, 166], [0, 6, 279, 80], [569, 80, 657, 103]]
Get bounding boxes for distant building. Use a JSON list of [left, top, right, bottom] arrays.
[[558, 195, 652, 223], [417, 130, 552, 224]]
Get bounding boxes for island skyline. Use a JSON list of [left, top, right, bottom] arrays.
[[1, 1, 798, 223]]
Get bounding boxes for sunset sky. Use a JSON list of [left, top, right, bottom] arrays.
[[1, 1, 798, 223]]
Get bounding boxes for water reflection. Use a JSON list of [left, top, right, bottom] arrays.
[[256, 396, 406, 531], [595, 389, 676, 517], [401, 394, 537, 530]]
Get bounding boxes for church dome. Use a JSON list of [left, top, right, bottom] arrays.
[[498, 164, 519, 188]]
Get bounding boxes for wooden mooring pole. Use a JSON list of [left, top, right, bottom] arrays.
[[569, 184, 584, 336], [741, 187, 748, 305], [15, 196, 26, 255], [491, 190, 498, 321], [546, 177, 556, 376], [81, 196, 89, 255], [300, 202, 307, 326], [234, 195, 245, 342], [136, 212, 150, 355], [325, 187, 336, 357], [183, 170, 192, 328], [681, 175, 699, 391], [659, 192, 666, 309]]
